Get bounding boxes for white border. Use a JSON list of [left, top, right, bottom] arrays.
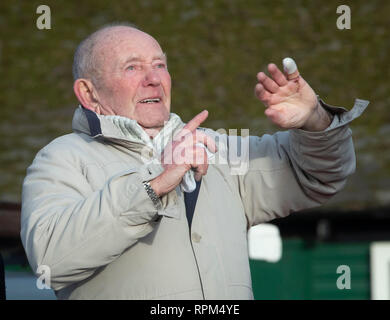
[[370, 241, 390, 300]]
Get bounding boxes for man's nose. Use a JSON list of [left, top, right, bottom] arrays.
[[142, 68, 161, 87]]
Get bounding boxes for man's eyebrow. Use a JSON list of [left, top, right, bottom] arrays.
[[123, 53, 167, 64]]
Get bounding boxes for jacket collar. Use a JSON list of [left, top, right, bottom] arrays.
[[71, 105, 184, 147], [72, 106, 102, 138]]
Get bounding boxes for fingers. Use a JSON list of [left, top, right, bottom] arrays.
[[256, 63, 289, 93], [194, 165, 207, 181], [194, 130, 217, 153], [256, 72, 279, 93], [255, 62, 289, 95], [191, 148, 209, 181], [159, 113, 213, 190], [174, 144, 208, 172], [255, 58, 300, 99], [254, 83, 272, 105], [175, 110, 209, 143], [282, 57, 300, 80], [193, 162, 208, 181], [176, 128, 217, 154], [181, 110, 209, 133], [268, 63, 288, 86], [168, 131, 215, 167]]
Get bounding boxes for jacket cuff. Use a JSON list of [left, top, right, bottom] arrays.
[[113, 169, 161, 225], [137, 162, 180, 219], [290, 98, 369, 141], [319, 98, 369, 132], [122, 163, 181, 220]]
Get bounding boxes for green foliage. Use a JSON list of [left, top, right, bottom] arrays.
[[0, 0, 389, 206]]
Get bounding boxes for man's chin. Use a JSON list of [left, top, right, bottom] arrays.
[[137, 116, 168, 131], [136, 109, 170, 130], [138, 119, 167, 138]]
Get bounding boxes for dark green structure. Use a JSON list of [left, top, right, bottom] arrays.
[[249, 208, 390, 300], [250, 239, 370, 299]]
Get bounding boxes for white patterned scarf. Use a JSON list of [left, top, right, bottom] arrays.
[[103, 113, 199, 192]]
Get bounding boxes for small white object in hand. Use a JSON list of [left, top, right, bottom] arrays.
[[282, 57, 297, 75]]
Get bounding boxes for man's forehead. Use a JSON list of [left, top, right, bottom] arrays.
[[95, 28, 165, 63]]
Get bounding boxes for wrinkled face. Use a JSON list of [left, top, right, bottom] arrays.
[[94, 27, 171, 129]]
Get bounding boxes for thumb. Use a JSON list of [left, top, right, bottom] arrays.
[[283, 57, 300, 80]]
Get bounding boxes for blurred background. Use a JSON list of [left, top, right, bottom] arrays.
[[0, 0, 389, 299]]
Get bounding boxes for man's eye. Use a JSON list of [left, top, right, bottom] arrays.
[[127, 65, 136, 70], [157, 63, 166, 69]]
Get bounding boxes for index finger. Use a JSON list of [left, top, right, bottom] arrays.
[[179, 110, 209, 137], [268, 63, 288, 86], [184, 110, 208, 131]]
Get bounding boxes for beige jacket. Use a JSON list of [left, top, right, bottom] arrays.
[[20, 99, 368, 299]]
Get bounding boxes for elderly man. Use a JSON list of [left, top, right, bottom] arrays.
[[21, 23, 367, 299]]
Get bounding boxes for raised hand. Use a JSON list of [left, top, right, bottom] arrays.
[[150, 110, 217, 196], [255, 58, 332, 131]]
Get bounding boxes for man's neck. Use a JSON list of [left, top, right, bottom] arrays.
[[143, 126, 162, 139]]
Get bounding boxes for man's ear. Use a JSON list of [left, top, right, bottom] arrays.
[[73, 79, 101, 113]]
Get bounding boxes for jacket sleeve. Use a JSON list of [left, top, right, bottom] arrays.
[[20, 139, 165, 291], [235, 98, 368, 227]]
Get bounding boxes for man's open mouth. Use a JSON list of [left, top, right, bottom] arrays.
[[139, 98, 161, 104]]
